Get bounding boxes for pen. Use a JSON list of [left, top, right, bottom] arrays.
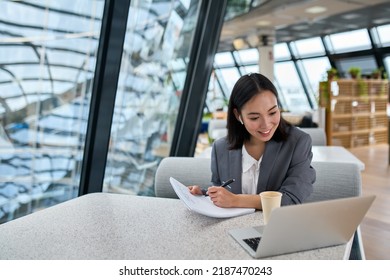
[[220, 178, 235, 189], [202, 178, 235, 196]]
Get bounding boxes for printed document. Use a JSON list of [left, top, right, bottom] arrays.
[[169, 177, 255, 218]]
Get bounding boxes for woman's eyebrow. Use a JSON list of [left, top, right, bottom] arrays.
[[246, 105, 278, 116], [268, 105, 278, 112]]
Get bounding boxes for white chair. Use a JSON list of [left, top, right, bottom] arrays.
[[299, 127, 327, 146]]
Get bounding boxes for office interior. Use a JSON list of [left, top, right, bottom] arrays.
[[0, 0, 389, 259]]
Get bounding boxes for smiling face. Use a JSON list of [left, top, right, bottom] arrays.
[[235, 90, 280, 143]]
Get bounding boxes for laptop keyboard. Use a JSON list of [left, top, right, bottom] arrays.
[[243, 237, 261, 251]]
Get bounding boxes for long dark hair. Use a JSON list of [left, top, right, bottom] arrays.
[[227, 73, 291, 149]]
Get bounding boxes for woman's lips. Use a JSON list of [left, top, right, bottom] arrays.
[[259, 129, 271, 136]]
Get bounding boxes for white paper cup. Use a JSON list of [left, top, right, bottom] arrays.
[[260, 191, 282, 225]]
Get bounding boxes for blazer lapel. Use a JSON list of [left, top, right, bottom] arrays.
[[228, 148, 242, 194], [257, 140, 282, 193]]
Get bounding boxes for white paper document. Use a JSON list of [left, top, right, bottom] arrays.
[[169, 177, 255, 218]]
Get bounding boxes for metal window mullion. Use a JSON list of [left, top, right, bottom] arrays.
[[170, 0, 227, 157], [78, 0, 131, 195]]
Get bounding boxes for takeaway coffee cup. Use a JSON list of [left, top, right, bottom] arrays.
[[260, 191, 283, 225]]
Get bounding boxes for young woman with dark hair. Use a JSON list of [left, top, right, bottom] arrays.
[[189, 73, 315, 209]]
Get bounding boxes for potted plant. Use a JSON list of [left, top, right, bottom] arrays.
[[348, 67, 361, 79], [326, 67, 338, 80], [371, 67, 384, 79]]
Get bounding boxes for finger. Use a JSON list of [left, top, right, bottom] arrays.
[[191, 186, 204, 195], [188, 186, 197, 194], [207, 187, 218, 195]]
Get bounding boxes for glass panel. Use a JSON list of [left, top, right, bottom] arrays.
[[274, 62, 311, 112], [240, 65, 260, 75], [224, 0, 251, 21], [214, 51, 235, 67], [375, 24, 390, 47], [0, 1, 104, 223], [103, 0, 202, 195], [274, 43, 291, 61], [291, 37, 325, 58], [233, 48, 259, 64], [327, 29, 371, 53], [205, 71, 226, 113], [336, 56, 377, 78], [224, 0, 271, 21], [215, 67, 241, 97], [299, 57, 331, 108], [384, 56, 390, 78]]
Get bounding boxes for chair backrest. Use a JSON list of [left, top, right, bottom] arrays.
[[299, 127, 327, 146], [308, 161, 364, 260], [154, 157, 362, 202], [154, 157, 212, 198], [307, 161, 361, 202]]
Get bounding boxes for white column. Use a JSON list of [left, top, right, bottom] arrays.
[[258, 44, 274, 81], [257, 33, 275, 81]]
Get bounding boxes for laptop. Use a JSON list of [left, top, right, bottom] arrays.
[[229, 195, 375, 258]]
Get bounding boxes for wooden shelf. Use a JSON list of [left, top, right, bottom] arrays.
[[331, 95, 388, 101], [319, 79, 389, 148]]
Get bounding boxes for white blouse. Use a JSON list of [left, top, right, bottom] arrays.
[[241, 144, 262, 194]]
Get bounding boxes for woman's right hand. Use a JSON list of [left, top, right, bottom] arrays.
[[188, 185, 203, 195]]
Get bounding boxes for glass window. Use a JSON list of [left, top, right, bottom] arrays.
[[274, 62, 311, 112], [170, 58, 187, 71], [103, 0, 202, 196], [384, 56, 390, 78], [215, 67, 241, 97], [0, 0, 104, 223], [298, 57, 331, 108], [291, 37, 325, 58], [206, 71, 226, 113], [274, 43, 291, 61], [233, 48, 259, 64], [326, 29, 372, 53], [224, 0, 251, 21], [171, 70, 187, 90], [240, 65, 260, 75], [336, 56, 377, 78], [375, 24, 390, 47], [214, 51, 236, 67]]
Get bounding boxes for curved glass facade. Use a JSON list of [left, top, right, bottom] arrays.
[[0, 1, 104, 222]]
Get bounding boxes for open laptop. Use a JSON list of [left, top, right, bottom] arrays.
[[229, 195, 375, 258]]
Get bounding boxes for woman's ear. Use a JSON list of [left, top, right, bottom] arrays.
[[233, 109, 243, 124]]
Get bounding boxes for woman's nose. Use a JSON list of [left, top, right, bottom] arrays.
[[258, 116, 269, 128]]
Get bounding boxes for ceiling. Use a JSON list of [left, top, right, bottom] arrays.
[[218, 0, 390, 51]]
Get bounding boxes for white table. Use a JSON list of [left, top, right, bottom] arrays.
[[312, 146, 365, 171], [197, 145, 365, 171], [0, 193, 350, 260]]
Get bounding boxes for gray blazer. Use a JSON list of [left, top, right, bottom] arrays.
[[211, 126, 315, 206]]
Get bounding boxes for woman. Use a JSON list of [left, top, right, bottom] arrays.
[[189, 73, 315, 209]]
